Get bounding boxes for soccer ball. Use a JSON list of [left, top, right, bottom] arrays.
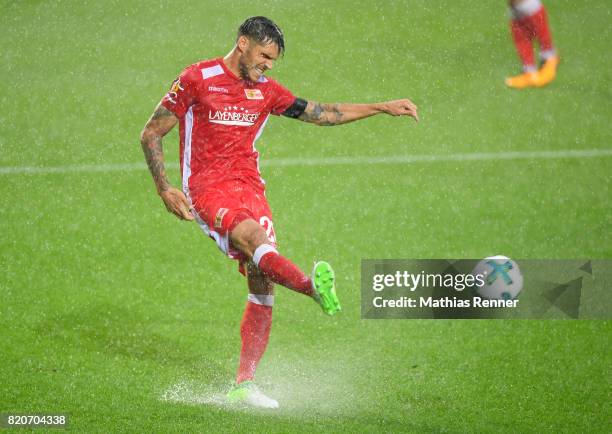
[[471, 255, 523, 300]]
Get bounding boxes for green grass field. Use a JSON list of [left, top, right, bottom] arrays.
[[1, 0, 611, 432]]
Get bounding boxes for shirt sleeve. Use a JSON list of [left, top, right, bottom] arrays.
[[160, 65, 198, 118], [268, 79, 297, 116]]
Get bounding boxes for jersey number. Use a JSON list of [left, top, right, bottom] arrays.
[[259, 216, 276, 243]]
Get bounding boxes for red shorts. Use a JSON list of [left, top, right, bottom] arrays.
[[190, 180, 277, 267]]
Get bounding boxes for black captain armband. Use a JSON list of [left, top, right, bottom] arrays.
[[281, 97, 308, 118]]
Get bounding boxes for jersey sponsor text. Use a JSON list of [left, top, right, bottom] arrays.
[[208, 106, 260, 126]]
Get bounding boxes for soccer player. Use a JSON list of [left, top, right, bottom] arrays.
[[505, 0, 559, 89], [140, 16, 418, 408]]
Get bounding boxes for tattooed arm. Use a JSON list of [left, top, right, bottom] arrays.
[[297, 99, 419, 126], [140, 104, 176, 193], [140, 103, 194, 221]]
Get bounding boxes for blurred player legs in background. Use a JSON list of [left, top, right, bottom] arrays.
[[505, 0, 559, 89]]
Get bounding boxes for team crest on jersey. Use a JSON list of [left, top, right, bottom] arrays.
[[166, 79, 184, 104], [215, 208, 229, 229], [244, 89, 263, 100]]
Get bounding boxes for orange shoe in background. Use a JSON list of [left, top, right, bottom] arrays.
[[505, 71, 539, 89], [535, 55, 560, 87]]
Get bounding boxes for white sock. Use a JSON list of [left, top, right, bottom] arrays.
[[523, 64, 537, 73], [540, 48, 557, 61]]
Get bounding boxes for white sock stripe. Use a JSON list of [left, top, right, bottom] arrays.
[[252, 244, 278, 266], [523, 65, 537, 73], [540, 49, 557, 60], [248, 294, 274, 306]]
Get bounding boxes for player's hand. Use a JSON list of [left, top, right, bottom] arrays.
[[381, 99, 419, 122], [159, 186, 195, 221]]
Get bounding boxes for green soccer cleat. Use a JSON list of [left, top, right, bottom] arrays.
[[312, 261, 341, 316], [226, 381, 279, 409]]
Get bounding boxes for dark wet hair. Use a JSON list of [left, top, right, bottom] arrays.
[[238, 16, 285, 55]]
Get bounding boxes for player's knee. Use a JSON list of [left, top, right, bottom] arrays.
[[230, 218, 269, 258]]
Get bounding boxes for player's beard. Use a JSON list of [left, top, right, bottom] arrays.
[[238, 60, 251, 81], [238, 53, 262, 82]]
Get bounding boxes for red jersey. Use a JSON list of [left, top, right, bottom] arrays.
[[160, 58, 296, 198]]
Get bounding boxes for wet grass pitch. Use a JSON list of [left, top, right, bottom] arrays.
[[1, 1, 610, 432]]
